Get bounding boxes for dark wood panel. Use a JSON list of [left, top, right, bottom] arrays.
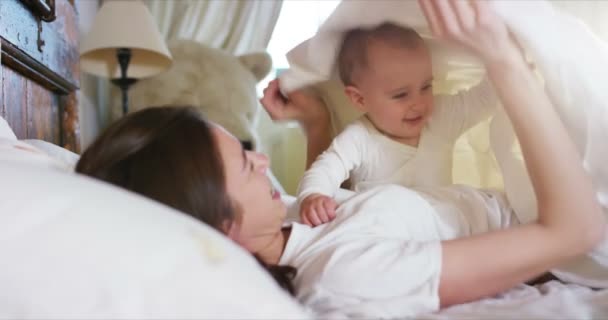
[[0, 0, 79, 86], [0, 66, 4, 119], [2, 63, 77, 150], [0, 38, 77, 94], [53, 0, 79, 85], [60, 91, 79, 152], [0, 0, 80, 152], [2, 66, 28, 138], [27, 78, 60, 142]]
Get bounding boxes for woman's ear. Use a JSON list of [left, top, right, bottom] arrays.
[[223, 220, 241, 241], [344, 86, 367, 112]]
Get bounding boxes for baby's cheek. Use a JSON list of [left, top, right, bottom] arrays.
[[426, 97, 435, 111], [421, 102, 433, 117]]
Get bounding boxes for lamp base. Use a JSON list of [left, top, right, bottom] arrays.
[[111, 77, 138, 116], [110, 77, 138, 88]]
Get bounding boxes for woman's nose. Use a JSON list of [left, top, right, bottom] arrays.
[[248, 151, 270, 173]]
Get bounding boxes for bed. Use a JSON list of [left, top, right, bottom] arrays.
[[425, 282, 608, 319], [1, 0, 607, 318]]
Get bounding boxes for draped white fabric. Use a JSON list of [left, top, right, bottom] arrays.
[[278, 1, 608, 194], [143, 0, 282, 54]]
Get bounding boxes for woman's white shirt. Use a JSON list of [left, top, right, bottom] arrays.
[[280, 184, 516, 318]]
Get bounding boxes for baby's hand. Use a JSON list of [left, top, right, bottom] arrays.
[[300, 194, 337, 227]]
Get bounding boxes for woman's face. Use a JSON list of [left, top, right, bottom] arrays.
[[212, 126, 286, 252]]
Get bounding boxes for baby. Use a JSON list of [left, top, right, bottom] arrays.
[[297, 23, 498, 227]]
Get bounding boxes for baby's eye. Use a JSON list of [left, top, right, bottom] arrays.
[[392, 92, 409, 99], [421, 84, 433, 91]]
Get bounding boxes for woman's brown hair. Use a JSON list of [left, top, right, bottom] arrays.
[[76, 106, 296, 295]]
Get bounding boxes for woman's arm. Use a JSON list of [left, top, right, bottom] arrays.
[[433, 76, 498, 141], [417, 0, 605, 307], [260, 79, 332, 169], [303, 121, 332, 170]]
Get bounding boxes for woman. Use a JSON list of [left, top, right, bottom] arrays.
[[77, 1, 604, 318]]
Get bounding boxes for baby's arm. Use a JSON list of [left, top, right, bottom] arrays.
[[297, 121, 368, 226]]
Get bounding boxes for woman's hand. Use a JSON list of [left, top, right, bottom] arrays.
[[418, 0, 522, 67], [260, 78, 334, 169]]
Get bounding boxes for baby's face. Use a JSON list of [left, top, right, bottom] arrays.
[[355, 41, 434, 143]]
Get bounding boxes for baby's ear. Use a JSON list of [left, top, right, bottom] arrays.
[[344, 86, 367, 112]]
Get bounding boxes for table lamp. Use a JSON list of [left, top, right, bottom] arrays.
[[80, 0, 172, 115]]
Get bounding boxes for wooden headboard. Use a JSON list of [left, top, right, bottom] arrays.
[[0, 0, 80, 152]]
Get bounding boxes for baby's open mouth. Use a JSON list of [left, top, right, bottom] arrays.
[[402, 116, 423, 124]]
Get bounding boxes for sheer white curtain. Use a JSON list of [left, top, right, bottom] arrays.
[[143, 0, 282, 54]]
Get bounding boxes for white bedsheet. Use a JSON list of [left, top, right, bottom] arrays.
[[421, 281, 608, 319]]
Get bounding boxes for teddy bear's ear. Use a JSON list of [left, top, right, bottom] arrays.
[[238, 52, 272, 82]]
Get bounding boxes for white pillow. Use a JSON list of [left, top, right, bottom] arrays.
[[22, 139, 79, 170], [0, 115, 75, 170], [0, 115, 17, 140], [0, 138, 71, 172], [0, 141, 309, 319]]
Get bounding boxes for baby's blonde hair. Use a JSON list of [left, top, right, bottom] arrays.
[[337, 23, 424, 86]]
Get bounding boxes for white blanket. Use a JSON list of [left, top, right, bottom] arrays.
[[278, 0, 608, 287], [421, 281, 608, 319]]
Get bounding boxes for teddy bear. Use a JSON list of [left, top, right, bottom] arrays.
[[121, 39, 272, 151]]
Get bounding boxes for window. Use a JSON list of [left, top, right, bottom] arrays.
[[258, 0, 340, 94]]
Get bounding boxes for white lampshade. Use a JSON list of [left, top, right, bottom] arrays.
[[80, 0, 172, 79]]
